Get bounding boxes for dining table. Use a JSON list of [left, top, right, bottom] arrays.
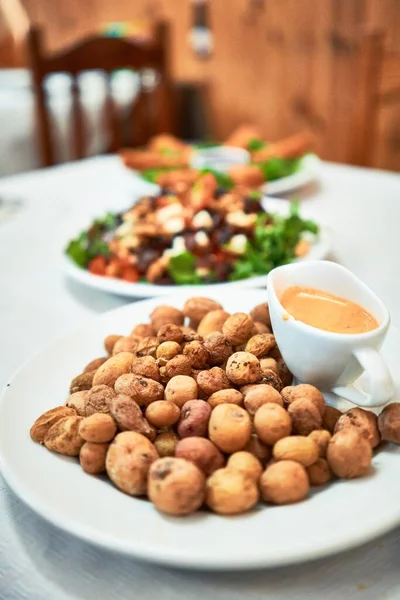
[[0, 155, 399, 600]]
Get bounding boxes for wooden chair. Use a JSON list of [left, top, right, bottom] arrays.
[[27, 24, 177, 167]]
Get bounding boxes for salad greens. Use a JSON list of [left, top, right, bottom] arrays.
[[141, 166, 181, 184], [199, 168, 234, 189], [167, 252, 202, 285], [65, 212, 118, 268], [229, 201, 318, 281], [247, 138, 266, 152], [255, 157, 301, 182]]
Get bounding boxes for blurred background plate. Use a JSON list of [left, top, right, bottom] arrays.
[[261, 154, 321, 196]]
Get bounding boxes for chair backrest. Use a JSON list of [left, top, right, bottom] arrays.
[[28, 24, 175, 166]]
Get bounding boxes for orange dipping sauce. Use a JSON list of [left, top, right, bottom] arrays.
[[280, 286, 379, 334]]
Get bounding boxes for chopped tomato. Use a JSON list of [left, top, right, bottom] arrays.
[[121, 266, 140, 282], [88, 255, 107, 276]]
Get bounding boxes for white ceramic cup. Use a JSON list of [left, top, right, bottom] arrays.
[[266, 260, 394, 407]]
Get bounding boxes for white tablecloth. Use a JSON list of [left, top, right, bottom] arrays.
[[0, 70, 139, 176], [0, 157, 400, 600]]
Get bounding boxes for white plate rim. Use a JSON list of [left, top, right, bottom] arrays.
[[0, 290, 399, 571]]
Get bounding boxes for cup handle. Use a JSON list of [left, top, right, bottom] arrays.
[[331, 347, 394, 408]]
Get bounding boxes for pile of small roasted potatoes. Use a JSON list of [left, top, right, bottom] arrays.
[[30, 297, 400, 516]]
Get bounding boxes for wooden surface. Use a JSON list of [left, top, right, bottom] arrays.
[[13, 0, 400, 169]]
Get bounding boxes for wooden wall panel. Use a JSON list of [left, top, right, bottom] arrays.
[[15, 0, 400, 170]]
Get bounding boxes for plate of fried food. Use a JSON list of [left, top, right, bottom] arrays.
[[119, 125, 321, 196], [64, 172, 331, 297], [1, 289, 400, 570]]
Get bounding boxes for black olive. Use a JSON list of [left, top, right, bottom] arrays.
[[155, 275, 174, 286], [211, 225, 235, 246], [215, 187, 226, 198], [243, 198, 261, 214], [214, 262, 233, 282], [136, 248, 161, 272]]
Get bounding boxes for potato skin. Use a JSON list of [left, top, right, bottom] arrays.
[[254, 403, 292, 445], [156, 342, 181, 363], [227, 451, 263, 480], [276, 359, 292, 387], [83, 357, 107, 373], [114, 373, 164, 407], [308, 430, 331, 458], [65, 391, 88, 416], [85, 384, 115, 416], [223, 313, 254, 345], [244, 434, 271, 464], [110, 394, 155, 440], [209, 404, 251, 453], [250, 303, 271, 328], [44, 416, 84, 456], [183, 297, 223, 326], [183, 341, 209, 369], [154, 431, 179, 457], [164, 375, 198, 408], [135, 336, 159, 358], [307, 458, 332, 486], [148, 457, 205, 515], [204, 333, 233, 366], [287, 398, 322, 435], [243, 384, 283, 415], [104, 334, 122, 355], [378, 403, 400, 443], [131, 356, 160, 382], [150, 306, 184, 332], [131, 323, 153, 338], [260, 460, 309, 505], [197, 310, 230, 337], [335, 408, 381, 448], [273, 436, 319, 467], [30, 406, 76, 443], [78, 414, 117, 443], [226, 352, 261, 386], [175, 437, 224, 476], [106, 432, 158, 495], [164, 355, 192, 379], [206, 467, 259, 514], [259, 357, 279, 376], [157, 323, 184, 344], [93, 352, 134, 387], [177, 400, 212, 438], [145, 401, 180, 428], [112, 336, 139, 356], [70, 371, 95, 394], [197, 367, 231, 396], [281, 384, 325, 416], [80, 442, 109, 474], [245, 334, 276, 358], [208, 389, 243, 408], [322, 405, 342, 433], [327, 429, 372, 478]]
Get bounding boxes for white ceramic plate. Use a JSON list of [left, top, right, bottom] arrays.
[[64, 198, 332, 298], [0, 289, 399, 571], [261, 154, 321, 196]]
